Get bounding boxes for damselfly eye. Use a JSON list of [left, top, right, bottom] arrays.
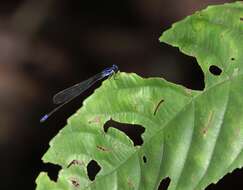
[[112, 64, 119, 72]]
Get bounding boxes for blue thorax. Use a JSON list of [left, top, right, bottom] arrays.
[[102, 64, 119, 77]]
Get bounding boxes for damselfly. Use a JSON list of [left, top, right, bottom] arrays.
[[40, 64, 119, 122]]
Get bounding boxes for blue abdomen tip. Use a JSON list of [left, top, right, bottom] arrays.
[[40, 114, 48, 123]]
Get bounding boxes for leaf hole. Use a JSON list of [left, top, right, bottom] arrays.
[[143, 156, 147, 163], [159, 43, 204, 90], [240, 17, 243, 21], [205, 168, 243, 189], [158, 177, 171, 190], [231, 57, 235, 61], [209, 65, 222, 76], [41, 163, 61, 182], [87, 160, 101, 181], [104, 119, 145, 146]]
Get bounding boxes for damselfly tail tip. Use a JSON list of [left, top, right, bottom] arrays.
[[40, 114, 48, 123]]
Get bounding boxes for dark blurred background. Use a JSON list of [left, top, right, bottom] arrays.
[[0, 0, 242, 189]]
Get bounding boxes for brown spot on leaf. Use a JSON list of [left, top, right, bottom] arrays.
[[202, 128, 207, 135], [96, 145, 111, 152], [67, 160, 83, 168], [184, 88, 193, 96], [202, 111, 213, 136], [70, 177, 80, 188], [153, 99, 164, 116], [233, 127, 241, 139], [127, 178, 134, 188], [88, 116, 101, 124]]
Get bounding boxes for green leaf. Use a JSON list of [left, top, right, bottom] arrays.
[[36, 2, 243, 190]]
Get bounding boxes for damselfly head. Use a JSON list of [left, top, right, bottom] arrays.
[[102, 65, 119, 77], [112, 64, 119, 73]]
